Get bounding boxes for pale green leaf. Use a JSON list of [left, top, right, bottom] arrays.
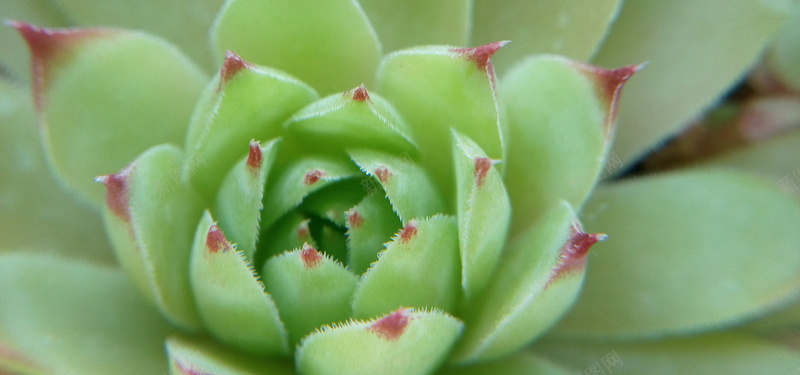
[[594, 0, 789, 164], [0, 253, 173, 375], [554, 169, 800, 339], [0, 1, 70, 82], [345, 193, 402, 276], [211, 0, 381, 95], [262, 244, 359, 346], [472, 0, 623, 72], [438, 351, 573, 375], [189, 210, 289, 356], [14, 24, 207, 206], [297, 308, 463, 375], [352, 216, 460, 319], [766, 4, 800, 91], [166, 335, 295, 375], [357, 0, 469, 53], [452, 131, 510, 299], [214, 139, 278, 260]]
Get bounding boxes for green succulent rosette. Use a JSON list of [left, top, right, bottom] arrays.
[[2, 0, 800, 374]]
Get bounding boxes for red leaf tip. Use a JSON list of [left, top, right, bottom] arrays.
[[368, 308, 411, 341], [551, 223, 606, 282], [577, 62, 645, 132], [246, 139, 262, 174], [219, 50, 253, 90], [303, 169, 325, 185], [474, 157, 499, 187], [95, 165, 133, 223], [399, 221, 418, 243], [451, 41, 510, 71], [297, 220, 310, 239], [374, 167, 392, 183], [206, 224, 232, 254], [345, 83, 370, 102], [347, 209, 364, 228], [300, 243, 323, 268]]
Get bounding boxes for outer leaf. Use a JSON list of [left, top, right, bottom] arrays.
[[0, 0, 70, 81], [97, 144, 203, 330], [352, 216, 460, 319], [189, 211, 289, 356], [349, 149, 445, 222], [502, 55, 638, 237], [535, 333, 800, 375], [214, 139, 278, 260], [296, 308, 463, 375], [452, 131, 510, 299], [376, 43, 505, 203], [345, 193, 402, 275], [357, 0, 469, 53], [284, 85, 418, 158], [13, 23, 207, 206], [593, 0, 789, 164], [262, 244, 359, 346], [0, 79, 111, 260], [451, 202, 604, 364], [554, 170, 800, 339], [211, 0, 381, 95], [166, 335, 294, 375], [0, 253, 173, 375], [472, 0, 623, 72], [185, 51, 317, 201], [51, 0, 224, 71]]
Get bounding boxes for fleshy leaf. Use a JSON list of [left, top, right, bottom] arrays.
[[0, 1, 70, 81], [260, 156, 361, 230], [438, 351, 573, 375], [766, 5, 800, 91], [0, 77, 112, 260], [593, 0, 790, 164], [349, 149, 445, 222], [376, 43, 505, 202], [184, 51, 317, 201], [97, 144, 203, 330], [13, 23, 207, 206], [472, 0, 623, 72], [554, 169, 800, 339], [535, 332, 800, 375], [284, 84, 418, 158], [211, 0, 381, 95], [166, 335, 295, 375], [451, 202, 603, 364], [502, 55, 638, 237], [357, 0, 469, 53], [50, 0, 224, 71], [346, 193, 402, 276], [213, 139, 278, 260], [452, 131, 511, 299], [352, 216, 460, 319], [189, 211, 289, 356], [296, 308, 463, 375], [262, 243, 359, 346], [0, 253, 173, 375]]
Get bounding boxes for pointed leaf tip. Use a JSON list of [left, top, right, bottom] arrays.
[[550, 223, 606, 283], [346, 83, 370, 102], [206, 224, 233, 254], [219, 50, 253, 90], [95, 166, 132, 222], [451, 41, 510, 71], [399, 220, 418, 243], [300, 243, 323, 268], [368, 308, 412, 341], [474, 157, 499, 188], [346, 209, 364, 228], [246, 139, 262, 175], [303, 169, 325, 185], [575, 62, 645, 134], [10, 22, 109, 111], [374, 167, 392, 183]]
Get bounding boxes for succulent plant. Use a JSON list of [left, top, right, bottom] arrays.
[[1, 0, 800, 374]]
